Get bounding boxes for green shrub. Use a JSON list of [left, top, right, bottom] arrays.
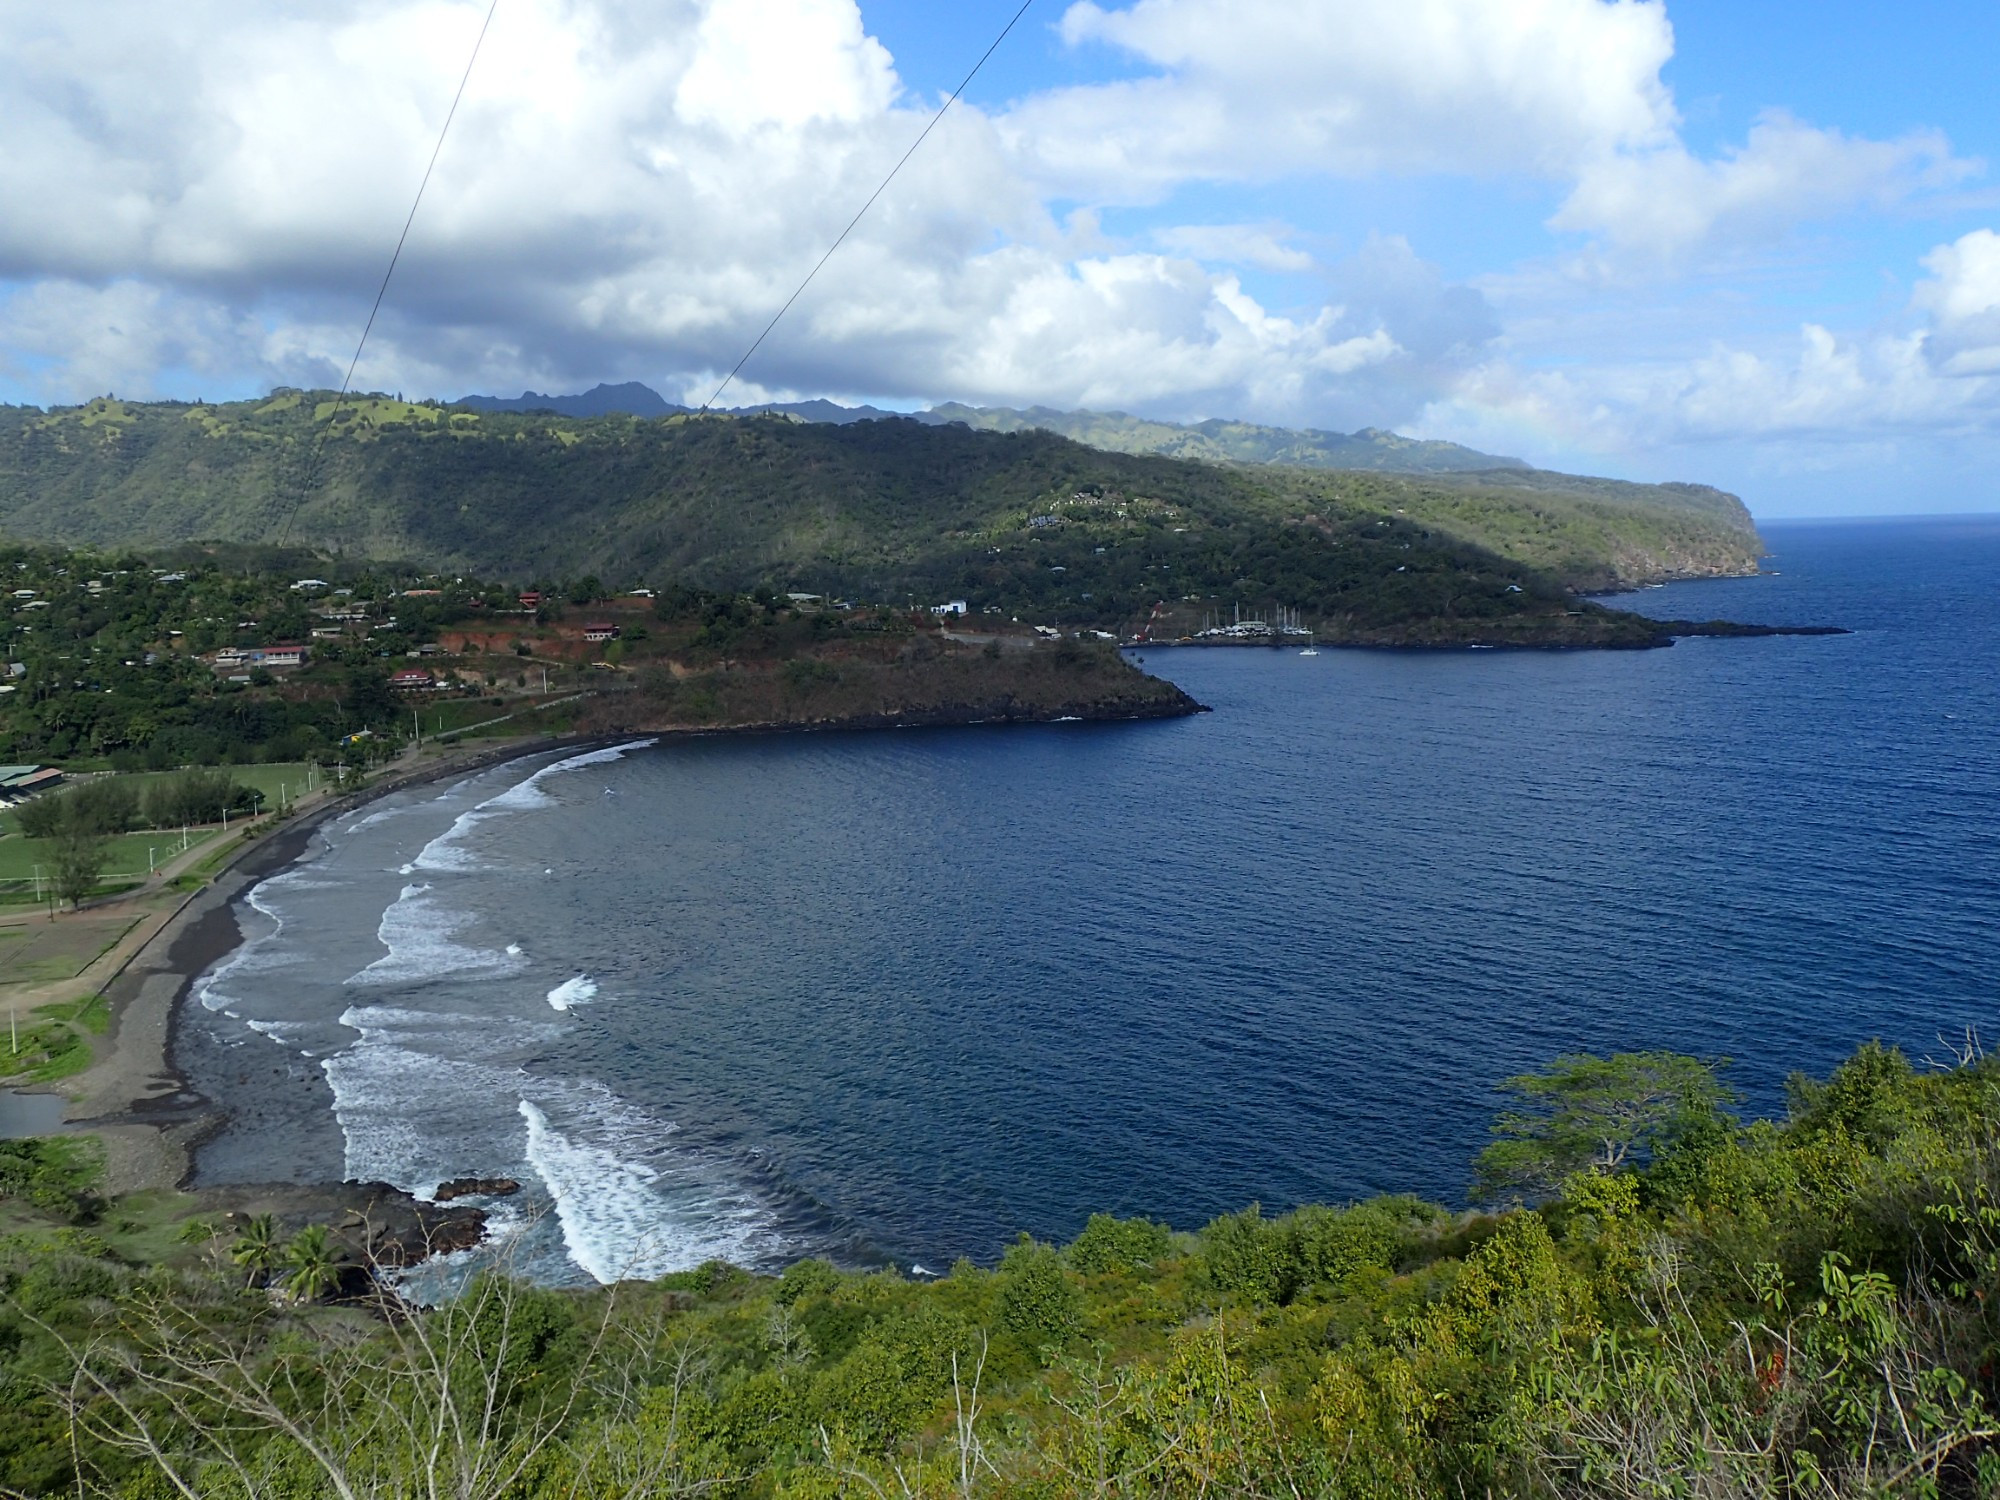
[[997, 1236, 1081, 1358], [775, 1257, 841, 1306], [0, 1138, 105, 1224], [1065, 1212, 1172, 1274], [1200, 1203, 1290, 1302]]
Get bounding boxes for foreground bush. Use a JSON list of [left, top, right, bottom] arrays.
[[5, 1041, 2000, 1496]]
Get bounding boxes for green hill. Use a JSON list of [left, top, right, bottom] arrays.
[[0, 393, 1761, 642]]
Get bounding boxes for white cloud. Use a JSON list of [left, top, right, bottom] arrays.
[[1552, 112, 1976, 261], [1025, 0, 1978, 271], [675, 0, 896, 133], [1025, 0, 1677, 195], [1915, 228, 2000, 376], [1433, 289, 2000, 462], [0, 0, 1505, 426], [0, 281, 283, 398]]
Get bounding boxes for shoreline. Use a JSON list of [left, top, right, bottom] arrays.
[[35, 691, 1209, 1205], [42, 732, 583, 1196]]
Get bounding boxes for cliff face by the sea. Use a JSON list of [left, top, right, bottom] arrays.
[[570, 640, 1204, 738]]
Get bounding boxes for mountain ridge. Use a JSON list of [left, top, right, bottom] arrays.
[[452, 382, 1530, 473], [0, 392, 1762, 647]]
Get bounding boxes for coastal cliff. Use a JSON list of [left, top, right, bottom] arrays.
[[572, 636, 1203, 737]]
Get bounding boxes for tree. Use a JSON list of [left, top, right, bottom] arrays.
[[1473, 1051, 1736, 1201], [279, 1224, 342, 1303], [50, 829, 108, 909], [229, 1214, 280, 1287]]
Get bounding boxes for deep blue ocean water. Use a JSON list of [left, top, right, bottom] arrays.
[[182, 516, 2000, 1283]]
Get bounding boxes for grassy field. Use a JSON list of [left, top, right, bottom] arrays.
[[0, 762, 320, 838], [0, 762, 323, 899], [0, 992, 110, 1085], [0, 917, 140, 984], [0, 825, 226, 887]]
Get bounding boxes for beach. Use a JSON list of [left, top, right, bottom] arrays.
[[32, 734, 580, 1201]]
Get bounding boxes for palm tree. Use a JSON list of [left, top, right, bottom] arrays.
[[280, 1224, 343, 1304], [229, 1214, 280, 1287]]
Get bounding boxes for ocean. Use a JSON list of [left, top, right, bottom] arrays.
[[177, 515, 2000, 1284]]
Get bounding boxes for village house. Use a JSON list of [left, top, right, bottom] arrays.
[[206, 644, 309, 673], [582, 621, 619, 643], [0, 765, 64, 802], [390, 668, 438, 692]]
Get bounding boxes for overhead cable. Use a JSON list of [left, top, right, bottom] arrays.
[[697, 0, 1036, 414], [279, 0, 503, 544]]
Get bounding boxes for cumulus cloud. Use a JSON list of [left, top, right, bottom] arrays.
[[1025, 0, 1677, 194], [1152, 224, 1313, 273], [0, 0, 1510, 424], [1030, 0, 1977, 268], [1916, 228, 2000, 376], [1433, 245, 2000, 461]]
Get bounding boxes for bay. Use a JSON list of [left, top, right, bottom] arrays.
[[179, 515, 2000, 1282]]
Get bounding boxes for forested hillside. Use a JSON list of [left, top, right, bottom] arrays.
[[0, 395, 1761, 633]]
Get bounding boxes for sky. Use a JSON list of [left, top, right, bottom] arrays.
[[2, 1, 1998, 517]]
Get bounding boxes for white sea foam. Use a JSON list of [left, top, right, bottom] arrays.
[[347, 883, 524, 987], [519, 1089, 780, 1284], [547, 975, 597, 1011], [412, 739, 658, 873], [321, 1030, 525, 1199], [340, 805, 415, 836], [195, 874, 295, 1012]]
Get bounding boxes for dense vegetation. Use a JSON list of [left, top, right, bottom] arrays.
[[0, 538, 517, 765], [0, 395, 1762, 623], [5, 1039, 1999, 1496]]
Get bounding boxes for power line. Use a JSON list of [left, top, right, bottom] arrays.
[[279, 0, 502, 544], [697, 0, 1036, 414]]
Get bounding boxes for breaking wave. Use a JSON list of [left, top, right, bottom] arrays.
[[547, 975, 597, 1011], [346, 883, 524, 987], [413, 740, 657, 874]]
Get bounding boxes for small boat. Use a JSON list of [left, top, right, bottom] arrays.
[[1298, 646, 1318, 657]]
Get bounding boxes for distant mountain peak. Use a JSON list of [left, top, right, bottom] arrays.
[[455, 381, 688, 418]]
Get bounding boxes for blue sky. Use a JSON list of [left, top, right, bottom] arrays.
[[1, 0, 1997, 517]]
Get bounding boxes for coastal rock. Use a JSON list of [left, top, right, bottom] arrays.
[[433, 1175, 522, 1202], [202, 1180, 489, 1271]]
